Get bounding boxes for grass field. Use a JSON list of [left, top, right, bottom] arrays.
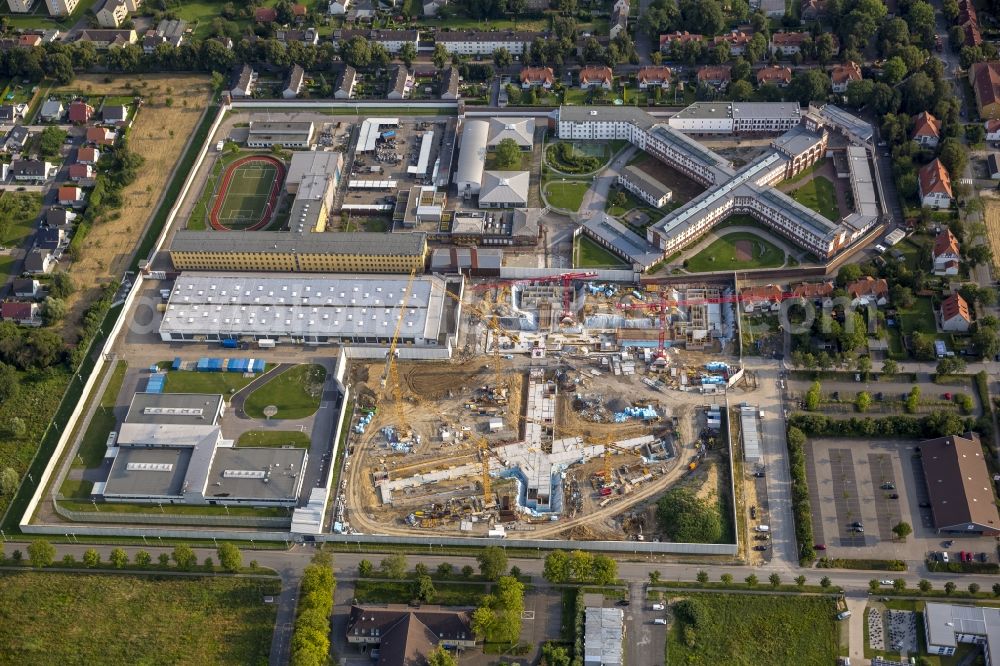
[[0, 572, 278, 664], [686, 232, 785, 272], [896, 296, 937, 336], [213, 158, 281, 230], [57, 74, 212, 342], [353, 579, 487, 606], [236, 430, 311, 448], [544, 181, 590, 212], [0, 191, 41, 282], [574, 236, 629, 268], [163, 369, 262, 396], [667, 593, 840, 664], [984, 196, 1000, 275], [244, 364, 327, 420], [790, 176, 840, 221], [73, 360, 128, 469]]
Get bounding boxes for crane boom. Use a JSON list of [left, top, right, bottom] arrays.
[[379, 269, 417, 437]]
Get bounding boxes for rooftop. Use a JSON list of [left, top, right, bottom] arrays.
[[580, 213, 663, 269], [170, 230, 426, 256], [920, 432, 1000, 531], [622, 164, 673, 201], [124, 392, 224, 426], [479, 170, 530, 206]]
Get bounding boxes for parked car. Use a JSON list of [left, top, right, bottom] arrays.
[[879, 579, 894, 586], [919, 502, 931, 508], [981, 553, 988, 563], [617, 599, 630, 606], [888, 493, 899, 499], [753, 545, 768, 551], [753, 471, 765, 478], [750, 506, 757, 519], [651, 603, 665, 611], [942, 552, 950, 563], [653, 618, 667, 625], [814, 544, 827, 550], [880, 482, 895, 490], [754, 534, 769, 541], [944, 392, 953, 400]]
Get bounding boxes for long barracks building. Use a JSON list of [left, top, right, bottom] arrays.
[[556, 106, 880, 261]]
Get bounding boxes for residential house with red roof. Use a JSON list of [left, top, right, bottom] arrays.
[[254, 7, 277, 22], [86, 126, 116, 146], [58, 186, 83, 206], [68, 164, 93, 182], [0, 301, 40, 326], [637, 66, 672, 89], [985, 119, 1000, 142], [713, 30, 752, 56], [756, 65, 792, 87], [941, 293, 972, 332], [932, 228, 961, 276], [579, 65, 613, 90], [912, 111, 941, 148], [791, 281, 834, 302], [68, 100, 94, 124], [969, 61, 1000, 119], [830, 62, 862, 93], [918, 158, 953, 209], [697, 65, 731, 89], [659, 31, 703, 54], [958, 0, 982, 47], [520, 66, 554, 89], [846, 276, 889, 307], [77, 146, 99, 165], [739, 284, 784, 311]]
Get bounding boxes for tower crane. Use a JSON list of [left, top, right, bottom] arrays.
[[379, 269, 417, 439], [615, 291, 678, 360], [472, 272, 598, 322]]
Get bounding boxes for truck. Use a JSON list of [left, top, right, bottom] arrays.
[[258, 339, 276, 349], [220, 339, 238, 349]]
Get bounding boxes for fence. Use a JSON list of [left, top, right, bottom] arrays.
[[230, 100, 459, 112], [52, 498, 292, 529], [500, 267, 639, 283]]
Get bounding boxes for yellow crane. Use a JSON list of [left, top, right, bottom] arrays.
[[379, 269, 417, 439]]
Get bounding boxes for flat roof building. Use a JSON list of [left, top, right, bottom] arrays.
[[247, 120, 315, 148], [668, 101, 803, 134], [920, 432, 1000, 535], [285, 151, 344, 193], [925, 602, 1000, 663], [158, 272, 463, 353], [169, 231, 427, 274], [99, 392, 307, 507], [584, 606, 624, 666]]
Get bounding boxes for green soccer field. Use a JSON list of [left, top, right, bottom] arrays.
[[213, 160, 280, 230]]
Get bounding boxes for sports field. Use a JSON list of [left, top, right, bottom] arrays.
[[209, 155, 285, 231]]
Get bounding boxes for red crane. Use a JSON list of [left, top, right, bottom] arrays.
[[473, 272, 598, 321], [617, 293, 673, 360]]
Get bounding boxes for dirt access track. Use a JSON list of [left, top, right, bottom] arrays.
[[983, 193, 1000, 276], [57, 73, 213, 341]]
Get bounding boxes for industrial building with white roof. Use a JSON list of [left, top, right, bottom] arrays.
[[158, 272, 464, 352], [556, 104, 882, 262]]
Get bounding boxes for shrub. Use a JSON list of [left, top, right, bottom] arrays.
[[786, 427, 815, 564]]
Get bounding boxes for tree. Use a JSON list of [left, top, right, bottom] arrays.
[[569, 550, 593, 582], [432, 44, 449, 69], [656, 487, 723, 543], [135, 550, 152, 566], [8, 417, 26, 439], [745, 574, 758, 587], [341, 36, 372, 69], [27, 540, 55, 567], [109, 548, 128, 568], [415, 563, 429, 577], [721, 573, 733, 584], [38, 126, 67, 160], [905, 386, 921, 413], [492, 47, 512, 70], [882, 56, 908, 85], [769, 573, 781, 588], [966, 244, 994, 268], [820, 576, 831, 589], [893, 578, 906, 592], [992, 583, 1000, 597], [380, 553, 407, 579], [945, 581, 957, 595], [0, 362, 16, 404], [414, 574, 436, 603], [0, 466, 18, 495], [790, 69, 830, 105], [869, 579, 880, 593], [919, 579, 932, 592], [437, 562, 454, 577], [471, 605, 495, 639], [172, 544, 197, 570], [399, 42, 417, 68], [939, 138, 968, 179], [882, 358, 898, 375], [640, 0, 679, 39], [543, 550, 570, 583], [49, 272, 74, 299], [358, 559, 373, 577], [696, 570, 708, 583], [217, 542, 242, 572], [891, 522, 912, 540], [679, 0, 724, 36], [83, 548, 101, 568], [540, 642, 570, 666], [41, 297, 66, 326], [936, 357, 966, 376], [591, 555, 617, 585], [477, 546, 508, 581], [158, 553, 170, 567], [461, 565, 475, 578], [730, 80, 754, 101], [974, 325, 1000, 359], [856, 391, 872, 412], [970, 583, 981, 595], [806, 380, 822, 411], [493, 138, 522, 170], [427, 646, 458, 666]]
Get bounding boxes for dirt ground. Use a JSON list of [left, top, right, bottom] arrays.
[[982, 194, 1000, 275], [58, 73, 213, 340]]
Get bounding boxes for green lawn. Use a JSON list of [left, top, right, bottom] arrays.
[[0, 572, 278, 664], [897, 297, 937, 336], [60, 499, 287, 517], [353, 579, 487, 606], [169, 0, 253, 38], [342, 215, 390, 232], [162, 369, 262, 396], [0, 191, 42, 248], [685, 232, 785, 272], [73, 360, 128, 469], [667, 593, 840, 664], [0, 0, 98, 30], [236, 430, 311, 448], [544, 181, 590, 212], [484, 149, 532, 171], [790, 176, 840, 221], [782, 157, 828, 185], [244, 364, 327, 420], [574, 236, 629, 268]]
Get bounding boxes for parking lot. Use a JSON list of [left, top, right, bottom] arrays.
[[806, 438, 996, 563]]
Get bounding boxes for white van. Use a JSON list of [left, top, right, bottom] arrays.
[[755, 525, 770, 533], [651, 603, 665, 611], [653, 618, 667, 625], [836, 610, 852, 620]]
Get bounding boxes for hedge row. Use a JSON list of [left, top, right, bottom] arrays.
[[816, 558, 907, 571], [787, 411, 974, 439], [290, 552, 335, 666], [786, 427, 815, 565]]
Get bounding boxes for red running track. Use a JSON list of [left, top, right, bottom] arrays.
[[209, 154, 286, 231]]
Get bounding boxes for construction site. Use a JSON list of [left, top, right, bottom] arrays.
[[334, 275, 747, 543]]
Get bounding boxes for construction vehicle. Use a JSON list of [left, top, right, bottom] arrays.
[[378, 269, 417, 440]]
